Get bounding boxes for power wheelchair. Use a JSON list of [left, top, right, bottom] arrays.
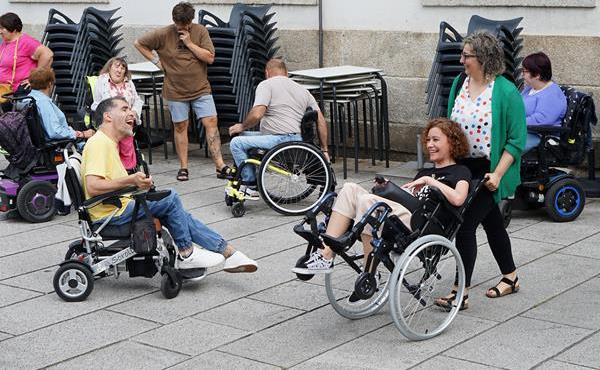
[[0, 94, 76, 222], [293, 178, 487, 340], [52, 145, 207, 302], [225, 109, 336, 217], [502, 86, 595, 225]]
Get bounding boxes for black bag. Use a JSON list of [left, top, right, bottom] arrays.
[[130, 201, 157, 254], [371, 180, 421, 213]]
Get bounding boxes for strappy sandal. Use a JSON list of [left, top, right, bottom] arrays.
[[176, 168, 189, 181], [216, 165, 234, 179], [486, 276, 519, 298], [434, 290, 469, 311]]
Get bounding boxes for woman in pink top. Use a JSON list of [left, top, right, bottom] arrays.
[[91, 57, 143, 172], [0, 13, 53, 94]]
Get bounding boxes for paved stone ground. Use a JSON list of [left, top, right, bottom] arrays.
[[0, 147, 599, 370]]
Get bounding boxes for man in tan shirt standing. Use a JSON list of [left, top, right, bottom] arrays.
[[134, 1, 231, 181]]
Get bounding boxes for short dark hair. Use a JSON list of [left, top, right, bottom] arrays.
[[172, 2, 195, 24], [522, 52, 553, 82], [28, 67, 55, 90], [94, 97, 128, 127], [0, 13, 23, 33]]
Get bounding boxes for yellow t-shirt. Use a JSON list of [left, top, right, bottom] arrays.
[[81, 130, 132, 221]]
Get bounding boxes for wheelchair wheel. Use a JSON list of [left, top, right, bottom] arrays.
[[257, 142, 332, 216], [324, 243, 391, 319], [389, 235, 465, 341], [160, 272, 182, 299], [545, 178, 585, 222], [16, 181, 56, 223], [53, 262, 94, 302]]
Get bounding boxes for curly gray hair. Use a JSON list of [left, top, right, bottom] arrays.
[[463, 31, 505, 80]]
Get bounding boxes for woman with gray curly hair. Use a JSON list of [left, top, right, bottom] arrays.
[[436, 31, 526, 310]]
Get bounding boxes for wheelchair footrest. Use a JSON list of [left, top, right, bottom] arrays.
[[178, 267, 207, 280]]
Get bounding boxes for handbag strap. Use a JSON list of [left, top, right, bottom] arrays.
[[0, 35, 20, 85]]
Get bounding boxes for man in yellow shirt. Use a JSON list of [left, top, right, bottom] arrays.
[[81, 97, 257, 272]]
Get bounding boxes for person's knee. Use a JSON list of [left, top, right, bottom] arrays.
[[173, 121, 189, 133], [202, 116, 218, 128]]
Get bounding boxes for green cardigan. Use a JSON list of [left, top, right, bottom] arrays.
[[447, 74, 526, 203]]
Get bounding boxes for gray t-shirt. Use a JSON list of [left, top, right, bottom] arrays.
[[253, 76, 320, 135]]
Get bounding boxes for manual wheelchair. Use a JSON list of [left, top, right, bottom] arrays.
[[225, 109, 336, 217], [52, 145, 208, 302], [501, 86, 595, 226], [0, 94, 76, 222], [293, 179, 486, 340]]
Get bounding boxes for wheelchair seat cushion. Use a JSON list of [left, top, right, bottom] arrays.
[[93, 223, 131, 240]]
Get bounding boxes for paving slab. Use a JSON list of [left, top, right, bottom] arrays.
[[0, 242, 68, 280], [0, 310, 157, 369], [412, 355, 501, 370], [0, 283, 40, 307], [524, 277, 600, 330], [462, 253, 600, 323], [1, 267, 57, 293], [555, 331, 600, 369], [133, 317, 249, 356], [0, 223, 80, 257], [559, 231, 600, 260], [537, 360, 595, 370], [0, 332, 11, 341], [169, 350, 281, 370], [222, 304, 391, 368], [444, 316, 592, 369], [250, 280, 347, 311], [47, 340, 189, 370], [194, 297, 303, 332], [0, 276, 157, 335], [227, 221, 305, 260], [291, 314, 497, 370]]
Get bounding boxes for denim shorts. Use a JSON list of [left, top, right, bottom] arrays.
[[167, 95, 217, 123]]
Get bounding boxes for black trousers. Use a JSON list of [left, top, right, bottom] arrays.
[[457, 158, 516, 287]]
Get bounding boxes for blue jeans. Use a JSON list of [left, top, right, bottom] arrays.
[[524, 133, 541, 153], [229, 132, 302, 184], [100, 189, 226, 253]]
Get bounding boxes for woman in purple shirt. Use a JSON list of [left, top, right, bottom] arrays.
[[521, 52, 567, 152]]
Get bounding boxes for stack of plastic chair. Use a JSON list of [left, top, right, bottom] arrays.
[[42, 7, 123, 122], [198, 4, 279, 128], [426, 15, 524, 119]]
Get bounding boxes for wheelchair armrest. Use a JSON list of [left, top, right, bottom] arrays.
[[527, 124, 567, 134], [145, 189, 171, 202], [82, 185, 138, 209], [427, 186, 462, 223], [43, 138, 77, 148]]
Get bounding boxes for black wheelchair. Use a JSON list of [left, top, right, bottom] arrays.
[[0, 94, 76, 222], [293, 179, 486, 340], [502, 86, 594, 225], [225, 109, 336, 217], [52, 145, 206, 302]]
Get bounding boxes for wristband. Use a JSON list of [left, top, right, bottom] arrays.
[[150, 56, 160, 65]]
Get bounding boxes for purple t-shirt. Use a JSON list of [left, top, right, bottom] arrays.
[[0, 33, 41, 90], [521, 82, 566, 127]]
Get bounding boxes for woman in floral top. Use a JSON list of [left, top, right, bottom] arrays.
[[446, 31, 526, 306]]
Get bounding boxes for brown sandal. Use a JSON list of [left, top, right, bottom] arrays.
[[486, 276, 519, 298], [434, 290, 469, 311]]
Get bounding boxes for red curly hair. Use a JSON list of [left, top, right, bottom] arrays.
[[420, 118, 469, 160]]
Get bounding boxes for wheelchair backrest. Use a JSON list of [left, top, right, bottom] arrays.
[[557, 86, 597, 163], [301, 108, 318, 143]]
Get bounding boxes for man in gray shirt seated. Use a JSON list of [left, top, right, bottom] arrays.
[[228, 58, 329, 199]]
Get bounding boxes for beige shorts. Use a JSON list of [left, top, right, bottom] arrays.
[[332, 182, 412, 235]]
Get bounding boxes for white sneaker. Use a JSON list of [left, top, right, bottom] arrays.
[[291, 252, 334, 274], [240, 185, 260, 201], [176, 246, 225, 270], [223, 251, 258, 273]]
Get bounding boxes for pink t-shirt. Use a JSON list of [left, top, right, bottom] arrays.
[[0, 33, 41, 90]]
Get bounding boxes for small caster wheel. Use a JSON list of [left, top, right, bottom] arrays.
[[53, 262, 94, 302], [294, 254, 314, 281], [231, 202, 246, 217], [225, 194, 233, 206], [354, 272, 378, 300], [160, 272, 181, 299]]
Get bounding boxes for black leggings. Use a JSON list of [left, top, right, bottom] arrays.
[[456, 158, 516, 287]]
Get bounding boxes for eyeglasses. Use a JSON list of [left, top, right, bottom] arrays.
[[461, 52, 477, 59]]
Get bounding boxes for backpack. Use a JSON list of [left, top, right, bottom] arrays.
[[0, 111, 38, 179]]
